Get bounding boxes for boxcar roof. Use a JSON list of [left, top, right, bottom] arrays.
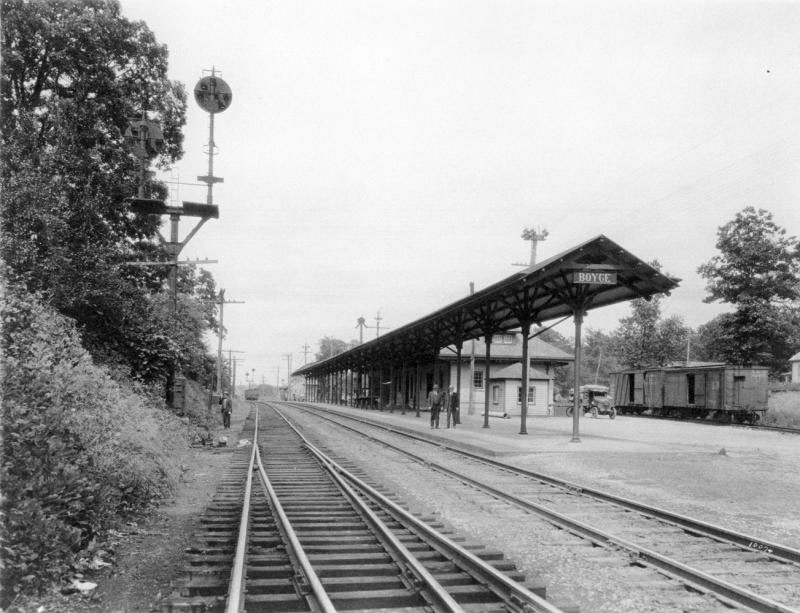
[[610, 363, 769, 374]]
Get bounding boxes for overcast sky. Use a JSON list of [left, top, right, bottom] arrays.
[[120, 0, 799, 386]]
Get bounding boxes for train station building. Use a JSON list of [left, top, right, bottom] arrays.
[[294, 234, 679, 440], [439, 334, 572, 418]]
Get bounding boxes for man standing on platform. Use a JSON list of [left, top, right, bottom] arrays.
[[428, 384, 442, 429], [446, 385, 459, 428]]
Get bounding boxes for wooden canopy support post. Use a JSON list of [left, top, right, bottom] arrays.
[[389, 362, 395, 412], [369, 364, 375, 409], [326, 372, 331, 404], [378, 362, 384, 411], [455, 340, 462, 424], [415, 361, 421, 418], [519, 320, 531, 435], [401, 360, 407, 414], [571, 308, 584, 442], [349, 369, 354, 406], [483, 332, 493, 429]]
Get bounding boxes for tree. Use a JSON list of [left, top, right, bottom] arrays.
[[315, 337, 349, 362], [1, 0, 196, 382], [581, 328, 619, 386], [534, 327, 572, 394], [698, 207, 800, 371], [698, 207, 800, 305], [695, 306, 800, 373], [611, 296, 691, 369]]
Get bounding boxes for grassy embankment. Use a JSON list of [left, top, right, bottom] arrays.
[[1, 290, 219, 607], [765, 387, 800, 428]]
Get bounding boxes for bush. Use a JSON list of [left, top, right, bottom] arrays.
[[1, 288, 183, 603], [764, 390, 800, 428]]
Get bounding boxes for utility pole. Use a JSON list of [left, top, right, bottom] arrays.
[[468, 282, 476, 415], [231, 356, 245, 398], [125, 69, 232, 410], [374, 309, 390, 338], [356, 310, 390, 341], [512, 227, 548, 424], [272, 367, 280, 398], [356, 317, 368, 344], [301, 343, 311, 364], [124, 115, 219, 410], [283, 353, 293, 399], [215, 289, 244, 396], [513, 226, 549, 267], [226, 349, 244, 395]]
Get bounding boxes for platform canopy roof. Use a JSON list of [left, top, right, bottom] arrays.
[[294, 235, 680, 376]]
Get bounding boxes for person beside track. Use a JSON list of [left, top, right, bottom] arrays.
[[445, 385, 459, 428], [220, 392, 232, 429], [427, 384, 442, 429]]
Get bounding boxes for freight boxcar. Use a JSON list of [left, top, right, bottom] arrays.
[[611, 364, 768, 423]]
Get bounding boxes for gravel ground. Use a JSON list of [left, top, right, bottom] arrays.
[[19, 402, 795, 613], [7, 403, 252, 613], [321, 405, 800, 548], [284, 404, 800, 612]]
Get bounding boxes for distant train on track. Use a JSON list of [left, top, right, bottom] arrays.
[[610, 364, 768, 424]]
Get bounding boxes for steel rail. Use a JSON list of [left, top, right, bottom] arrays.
[[293, 402, 800, 566], [310, 446, 465, 613], [622, 412, 800, 435], [287, 403, 800, 613], [268, 406, 464, 612], [253, 443, 337, 613], [272, 404, 566, 613], [224, 409, 258, 613]]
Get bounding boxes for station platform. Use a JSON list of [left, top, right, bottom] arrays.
[[295, 401, 721, 457]]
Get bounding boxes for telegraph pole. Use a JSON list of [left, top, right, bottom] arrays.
[[374, 309, 390, 337], [226, 349, 245, 396], [356, 310, 390, 341], [272, 367, 280, 398], [513, 226, 549, 267], [517, 228, 548, 426], [215, 289, 244, 396], [231, 356, 245, 398], [301, 343, 311, 364], [283, 353, 293, 399], [468, 282, 476, 415], [356, 317, 368, 344], [125, 69, 232, 410]]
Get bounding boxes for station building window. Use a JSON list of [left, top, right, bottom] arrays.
[[517, 386, 536, 404], [473, 371, 484, 389], [492, 384, 500, 404]]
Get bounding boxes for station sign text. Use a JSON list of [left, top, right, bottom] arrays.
[[572, 270, 618, 285]]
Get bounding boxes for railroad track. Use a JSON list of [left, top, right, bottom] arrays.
[[281, 401, 800, 613], [161, 403, 570, 612], [619, 411, 800, 435]]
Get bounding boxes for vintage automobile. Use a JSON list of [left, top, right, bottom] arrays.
[[566, 384, 616, 418]]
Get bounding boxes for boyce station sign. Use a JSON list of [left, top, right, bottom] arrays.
[[572, 270, 618, 285]]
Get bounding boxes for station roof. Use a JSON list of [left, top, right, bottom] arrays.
[[294, 235, 680, 376], [439, 336, 574, 363]]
